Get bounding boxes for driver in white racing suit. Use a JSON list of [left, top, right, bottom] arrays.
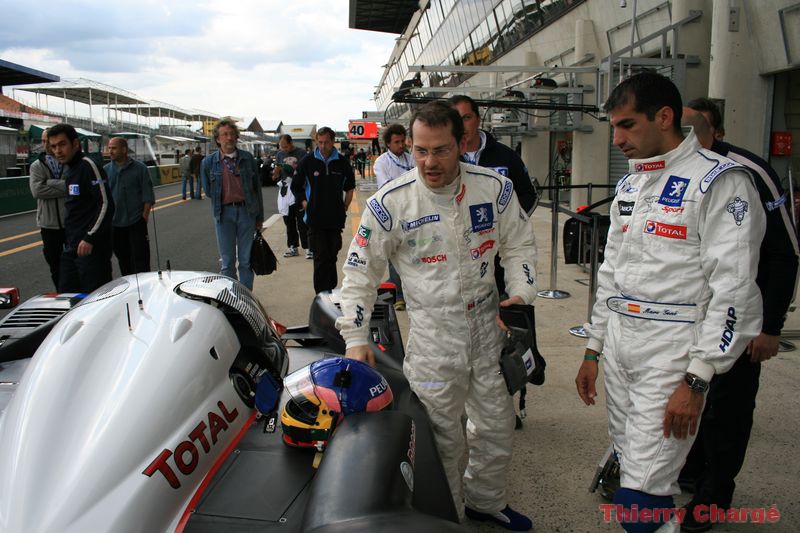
[[575, 73, 765, 532], [337, 101, 538, 531]]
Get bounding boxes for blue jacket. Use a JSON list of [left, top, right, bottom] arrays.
[[291, 148, 355, 230], [200, 149, 264, 223]]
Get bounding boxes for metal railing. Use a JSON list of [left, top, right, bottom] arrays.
[[535, 182, 615, 337]]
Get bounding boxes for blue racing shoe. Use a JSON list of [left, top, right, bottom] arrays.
[[465, 505, 533, 531]]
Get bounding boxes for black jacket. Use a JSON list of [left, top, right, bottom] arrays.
[[463, 130, 537, 213], [63, 150, 114, 250], [712, 139, 799, 335], [292, 149, 356, 230]]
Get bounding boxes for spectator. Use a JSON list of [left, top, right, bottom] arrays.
[[272, 134, 311, 259], [355, 148, 367, 178], [291, 127, 355, 293], [105, 137, 155, 275], [337, 101, 537, 531], [49, 123, 114, 293], [259, 153, 274, 187], [574, 73, 765, 532], [372, 123, 415, 310], [190, 146, 204, 199], [28, 128, 66, 290], [200, 119, 264, 290], [180, 148, 193, 200], [677, 107, 799, 531]]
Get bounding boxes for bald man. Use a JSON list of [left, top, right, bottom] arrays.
[[105, 137, 155, 275], [679, 107, 799, 530]]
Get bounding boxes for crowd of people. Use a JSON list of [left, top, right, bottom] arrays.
[[26, 72, 797, 532]]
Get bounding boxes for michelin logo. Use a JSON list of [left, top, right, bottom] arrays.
[[401, 214, 440, 232], [726, 197, 749, 226]]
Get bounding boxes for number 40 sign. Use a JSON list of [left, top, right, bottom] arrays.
[[348, 121, 379, 139]]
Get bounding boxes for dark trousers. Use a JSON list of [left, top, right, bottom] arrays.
[[284, 203, 309, 249], [681, 352, 761, 508], [41, 227, 65, 290], [58, 241, 113, 293], [113, 218, 151, 275], [194, 173, 203, 198], [308, 228, 342, 293]]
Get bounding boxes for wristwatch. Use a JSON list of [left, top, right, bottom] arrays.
[[684, 372, 710, 394]]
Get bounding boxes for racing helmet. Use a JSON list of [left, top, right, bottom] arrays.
[[280, 357, 393, 450]]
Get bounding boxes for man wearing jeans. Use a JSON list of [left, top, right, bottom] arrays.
[[201, 119, 264, 290]]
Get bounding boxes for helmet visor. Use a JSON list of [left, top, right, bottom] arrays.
[[283, 365, 322, 421]]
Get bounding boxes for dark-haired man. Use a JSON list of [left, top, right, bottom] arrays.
[[190, 146, 204, 199], [273, 134, 310, 259], [373, 123, 415, 310], [291, 127, 355, 293], [337, 101, 537, 531], [574, 73, 765, 532], [201, 119, 264, 290], [49, 123, 114, 293]]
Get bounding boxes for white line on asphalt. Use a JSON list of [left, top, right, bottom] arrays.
[[263, 213, 282, 229]]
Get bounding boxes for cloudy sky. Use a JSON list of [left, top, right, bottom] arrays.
[[0, 0, 398, 130]]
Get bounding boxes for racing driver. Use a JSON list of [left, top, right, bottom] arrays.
[[575, 73, 765, 532], [337, 101, 538, 531]]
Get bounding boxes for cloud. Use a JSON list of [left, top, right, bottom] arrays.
[[0, 0, 398, 129]]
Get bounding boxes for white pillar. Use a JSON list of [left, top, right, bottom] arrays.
[[708, 0, 770, 154], [570, 19, 610, 210], [672, 0, 713, 100], [521, 51, 549, 188]]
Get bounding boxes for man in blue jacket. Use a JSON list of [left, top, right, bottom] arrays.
[[291, 127, 355, 293], [201, 119, 264, 290]]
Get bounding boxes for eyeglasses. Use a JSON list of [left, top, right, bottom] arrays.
[[412, 144, 456, 160]]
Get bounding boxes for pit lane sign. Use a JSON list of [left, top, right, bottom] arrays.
[[348, 121, 378, 140]]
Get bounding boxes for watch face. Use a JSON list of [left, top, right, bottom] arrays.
[[685, 373, 709, 393]]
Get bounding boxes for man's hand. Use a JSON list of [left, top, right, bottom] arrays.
[[576, 359, 599, 406], [256, 219, 264, 231], [749, 332, 780, 363], [496, 295, 524, 331], [663, 381, 704, 439], [345, 345, 375, 367], [301, 200, 308, 210], [77, 240, 93, 257], [271, 166, 281, 181]]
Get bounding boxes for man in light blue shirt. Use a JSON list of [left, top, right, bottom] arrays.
[[105, 137, 155, 275]]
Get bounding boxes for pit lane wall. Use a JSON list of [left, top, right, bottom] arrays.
[[0, 164, 178, 217]]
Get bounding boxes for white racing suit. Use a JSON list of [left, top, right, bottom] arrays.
[[336, 163, 538, 516], [585, 133, 765, 530]]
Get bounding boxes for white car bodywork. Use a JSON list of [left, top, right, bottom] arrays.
[[0, 272, 281, 533]]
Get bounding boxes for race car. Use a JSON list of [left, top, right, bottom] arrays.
[[0, 272, 463, 532]]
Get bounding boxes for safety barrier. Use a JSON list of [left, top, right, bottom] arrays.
[[535, 182, 615, 337], [0, 165, 173, 218]]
